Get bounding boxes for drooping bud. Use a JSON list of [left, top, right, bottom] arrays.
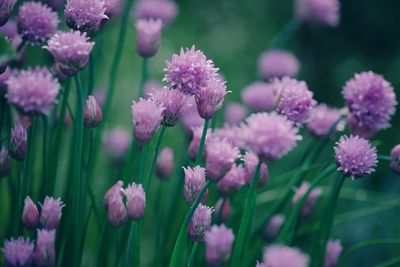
[[84, 95, 102, 128], [9, 123, 27, 161], [0, 148, 10, 178], [125, 183, 146, 220], [135, 19, 162, 58], [40, 197, 65, 230], [33, 230, 56, 267], [22, 196, 39, 230], [188, 203, 213, 242]]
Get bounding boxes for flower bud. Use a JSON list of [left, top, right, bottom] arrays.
[[40, 197, 65, 230], [135, 19, 162, 58], [183, 166, 208, 205], [390, 144, 400, 174], [264, 214, 285, 241], [22, 196, 39, 230], [33, 230, 55, 267], [0, 148, 10, 178], [155, 147, 174, 180], [103, 181, 124, 209], [107, 193, 127, 227], [292, 182, 322, 217], [188, 203, 213, 242], [195, 78, 227, 120], [9, 123, 27, 161], [125, 183, 146, 220], [325, 239, 342, 267], [84, 95, 102, 128]]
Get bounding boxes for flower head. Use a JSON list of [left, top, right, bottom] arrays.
[[292, 181, 322, 217], [213, 126, 246, 149], [125, 183, 146, 220], [334, 135, 377, 178], [258, 50, 300, 79], [343, 71, 397, 136], [243, 151, 269, 187], [33, 230, 55, 267], [17, 2, 59, 45], [6, 67, 60, 116], [264, 215, 285, 241], [136, 18, 162, 58], [205, 138, 239, 182], [151, 87, 188, 127], [180, 96, 204, 134], [215, 198, 231, 222], [164, 46, 218, 95], [65, 0, 107, 32], [183, 166, 208, 204], [188, 126, 212, 162], [40, 196, 65, 230], [390, 145, 400, 175], [103, 180, 124, 209], [131, 98, 164, 144], [133, 0, 178, 25], [0, 0, 17, 26], [217, 165, 246, 196], [295, 0, 340, 27], [204, 224, 235, 266], [188, 203, 213, 242], [104, 0, 125, 18], [261, 245, 309, 267], [84, 95, 102, 128], [107, 191, 127, 227], [195, 78, 228, 119], [224, 103, 246, 125], [241, 82, 277, 112], [9, 123, 27, 161], [307, 104, 341, 138], [22, 196, 39, 230], [243, 112, 300, 160], [325, 239, 342, 267], [102, 128, 131, 163], [45, 30, 94, 76], [2, 237, 34, 267], [273, 77, 316, 127], [0, 148, 10, 178], [155, 147, 174, 180]]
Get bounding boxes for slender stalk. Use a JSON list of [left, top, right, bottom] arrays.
[[145, 126, 166, 190], [138, 58, 148, 98], [311, 175, 346, 267], [124, 222, 137, 267], [71, 73, 85, 267], [42, 116, 49, 196], [373, 256, 400, 267], [88, 54, 95, 96], [231, 162, 261, 267], [269, 19, 300, 48], [195, 119, 209, 165], [187, 242, 199, 267], [169, 181, 211, 267]]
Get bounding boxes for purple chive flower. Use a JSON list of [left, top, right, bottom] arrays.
[[241, 82, 278, 112], [40, 196, 64, 230], [0, 148, 10, 178], [244, 112, 300, 161], [307, 104, 341, 138], [164, 46, 218, 95], [214, 126, 246, 148], [204, 224, 235, 267], [125, 183, 146, 220], [258, 50, 300, 80], [45, 30, 95, 76], [136, 18, 162, 58], [155, 147, 174, 180], [9, 123, 27, 161], [273, 77, 316, 127], [17, 2, 59, 45], [22, 196, 39, 230], [325, 239, 342, 267], [65, 0, 107, 32], [180, 96, 204, 134], [143, 80, 162, 99], [2, 237, 34, 267], [188, 203, 213, 242], [133, 0, 178, 25], [215, 198, 231, 222], [390, 145, 400, 174], [103, 181, 124, 209], [104, 0, 125, 18], [295, 0, 340, 27], [292, 182, 322, 217], [343, 71, 397, 137], [224, 103, 247, 125], [205, 137, 239, 182], [195, 78, 228, 119], [217, 165, 246, 196], [107, 191, 127, 227], [103, 128, 131, 164], [261, 245, 309, 267], [264, 214, 285, 241], [188, 126, 212, 161], [334, 135, 377, 178], [6, 67, 60, 116], [183, 166, 208, 205], [33, 230, 55, 267], [151, 87, 188, 127], [243, 151, 269, 187], [84, 95, 102, 128], [131, 98, 164, 144], [0, 0, 16, 26]]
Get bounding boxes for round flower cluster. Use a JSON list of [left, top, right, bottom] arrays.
[[258, 50, 300, 79], [295, 0, 340, 27], [307, 104, 341, 138], [241, 82, 277, 112], [65, 0, 107, 32]]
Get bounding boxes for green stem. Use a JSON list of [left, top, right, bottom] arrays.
[[373, 256, 400, 267], [138, 58, 148, 98], [378, 155, 391, 161], [341, 239, 400, 263], [122, 139, 136, 182], [187, 242, 199, 267], [124, 222, 137, 267], [169, 180, 211, 267], [71, 73, 85, 267], [231, 162, 261, 267], [195, 119, 209, 165], [269, 19, 300, 48], [88, 54, 95, 96], [145, 126, 166, 190], [42, 116, 49, 196], [311, 175, 346, 267]]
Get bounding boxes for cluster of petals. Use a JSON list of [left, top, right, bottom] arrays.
[[258, 49, 300, 79], [241, 82, 277, 112], [188, 203, 213, 242], [183, 166, 208, 204], [258, 244, 309, 267], [204, 224, 235, 266], [307, 104, 342, 138], [65, 0, 108, 32], [295, 0, 340, 27]]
